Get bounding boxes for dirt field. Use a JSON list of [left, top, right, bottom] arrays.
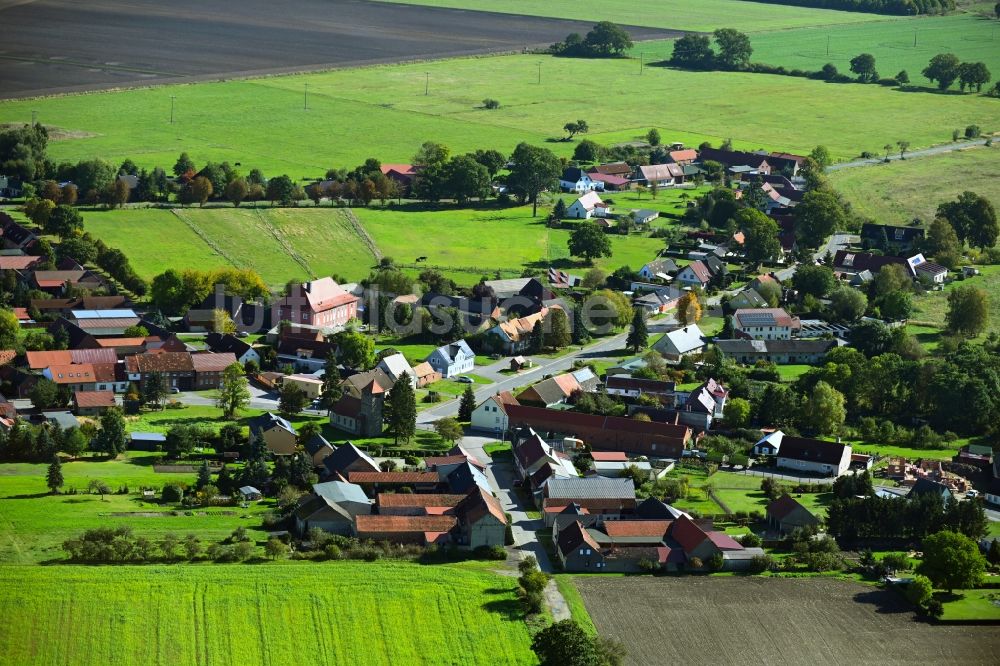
[[0, 0, 680, 98], [575, 576, 1000, 665]]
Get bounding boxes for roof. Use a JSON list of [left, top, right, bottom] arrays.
[[377, 353, 413, 381], [669, 515, 709, 552], [766, 494, 811, 521], [0, 255, 41, 270], [130, 432, 166, 442], [377, 493, 467, 508], [588, 162, 632, 176], [342, 368, 393, 394], [591, 451, 628, 462], [545, 477, 636, 501], [561, 166, 589, 182], [247, 412, 296, 438], [777, 436, 848, 465], [636, 497, 690, 520], [681, 260, 712, 284], [205, 332, 254, 357], [355, 515, 457, 534], [74, 317, 140, 330], [638, 163, 684, 181], [698, 148, 770, 169], [73, 390, 115, 408], [47, 364, 95, 384], [495, 309, 548, 344], [347, 471, 440, 485], [588, 172, 630, 187], [656, 325, 705, 355], [292, 277, 357, 314], [190, 352, 238, 372], [860, 223, 924, 243], [428, 339, 474, 364], [734, 308, 799, 329], [557, 520, 601, 557], [323, 442, 379, 476], [312, 480, 371, 506], [304, 433, 334, 457], [909, 478, 951, 499], [412, 361, 438, 379], [715, 338, 837, 356], [27, 349, 118, 369], [668, 149, 698, 163], [424, 454, 487, 472], [605, 375, 675, 394], [0, 349, 16, 367], [915, 261, 947, 276], [446, 461, 492, 494], [517, 373, 579, 406], [129, 352, 195, 373], [380, 163, 417, 177], [603, 520, 671, 538], [573, 191, 604, 211], [456, 486, 508, 525], [833, 250, 913, 275], [507, 404, 691, 448]]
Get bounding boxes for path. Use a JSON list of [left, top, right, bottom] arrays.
[[826, 138, 991, 172]]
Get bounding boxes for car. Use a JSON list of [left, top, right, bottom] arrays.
[[966, 489, 979, 498], [170, 387, 181, 394], [455, 376, 474, 383], [236, 331, 250, 338]]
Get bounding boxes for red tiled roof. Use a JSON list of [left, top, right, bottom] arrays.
[[355, 515, 457, 533], [604, 520, 671, 538], [26, 350, 72, 369], [74, 390, 115, 408], [0, 255, 41, 270], [588, 173, 630, 186], [670, 515, 708, 552], [190, 352, 238, 372], [424, 454, 487, 471], [130, 352, 195, 373], [0, 350, 15, 366], [706, 531, 744, 551], [590, 452, 628, 462], [91, 363, 118, 383], [48, 363, 95, 384], [348, 472, 440, 484], [376, 493, 467, 508]]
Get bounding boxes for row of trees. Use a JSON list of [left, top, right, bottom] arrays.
[[922, 54, 992, 92], [742, 0, 954, 15], [549, 22, 634, 58]]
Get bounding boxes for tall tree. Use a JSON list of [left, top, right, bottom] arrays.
[[793, 264, 836, 298], [387, 380, 416, 445], [225, 178, 249, 207], [544, 308, 572, 350], [849, 53, 878, 82], [568, 220, 612, 263], [93, 407, 128, 458], [925, 217, 962, 268], [917, 530, 986, 593], [625, 308, 648, 353], [713, 28, 752, 69], [173, 152, 195, 176], [0, 309, 17, 349], [46, 454, 63, 494], [670, 34, 714, 69], [507, 143, 562, 216], [946, 285, 989, 338], [739, 208, 781, 264], [216, 363, 251, 419], [433, 417, 464, 444], [922, 53, 961, 90], [937, 191, 998, 250], [803, 380, 846, 436], [676, 292, 702, 327], [458, 385, 476, 422], [583, 21, 633, 56], [794, 190, 847, 248], [572, 304, 591, 345], [143, 371, 167, 410], [957, 62, 991, 93], [320, 351, 344, 414], [333, 330, 375, 370], [278, 382, 307, 418]]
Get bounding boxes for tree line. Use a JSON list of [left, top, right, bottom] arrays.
[[735, 0, 954, 15]]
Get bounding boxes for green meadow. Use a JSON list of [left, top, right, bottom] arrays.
[[369, 0, 891, 32], [0, 562, 535, 666], [830, 146, 1000, 226], [912, 264, 1000, 335]]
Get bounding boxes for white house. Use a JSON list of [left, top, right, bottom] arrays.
[[376, 352, 416, 388], [776, 436, 851, 477], [653, 324, 705, 362], [732, 308, 800, 341], [637, 258, 678, 282], [753, 430, 784, 457], [674, 260, 713, 288], [426, 340, 475, 378], [566, 191, 611, 219], [471, 391, 519, 433], [909, 254, 948, 284], [560, 167, 602, 194]]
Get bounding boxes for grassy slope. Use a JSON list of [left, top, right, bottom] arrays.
[[0, 562, 535, 666], [369, 0, 888, 32], [912, 265, 1000, 335], [4, 41, 999, 175], [830, 145, 1000, 226]]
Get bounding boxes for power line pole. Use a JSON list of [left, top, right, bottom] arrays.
[[425, 72, 429, 96], [304, 83, 309, 110], [640, 52, 644, 75], [170, 95, 176, 124], [913, 29, 917, 47], [826, 35, 830, 57], [537, 62, 541, 84]]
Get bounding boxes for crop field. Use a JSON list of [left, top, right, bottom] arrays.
[[0, 562, 535, 666], [574, 576, 1000, 665], [830, 146, 1000, 226], [371, 0, 892, 32]]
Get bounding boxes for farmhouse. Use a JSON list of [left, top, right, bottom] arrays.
[[515, 368, 597, 408], [411, 361, 441, 388], [543, 477, 637, 520], [470, 391, 519, 433], [636, 163, 685, 187], [776, 436, 851, 477], [732, 308, 800, 340], [125, 352, 196, 391], [715, 338, 836, 364], [766, 494, 819, 534], [354, 515, 458, 545], [248, 412, 297, 456], [652, 325, 705, 362], [727, 288, 768, 310], [425, 340, 475, 378], [376, 352, 416, 388], [605, 376, 675, 400], [910, 254, 948, 284], [753, 430, 784, 457], [487, 310, 547, 355], [73, 390, 115, 416], [322, 442, 380, 480], [637, 258, 678, 282], [833, 251, 915, 278], [282, 373, 323, 399], [566, 191, 611, 219], [560, 167, 601, 193], [191, 352, 239, 389], [294, 481, 372, 535], [273, 277, 358, 329], [205, 333, 260, 367], [303, 433, 335, 466]]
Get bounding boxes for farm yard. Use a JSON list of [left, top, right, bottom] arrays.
[[573, 576, 1000, 665], [0, 562, 535, 666]]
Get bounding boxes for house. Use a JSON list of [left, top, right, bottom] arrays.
[[674, 260, 713, 288], [330, 379, 384, 437], [767, 152, 807, 176], [715, 338, 836, 365], [833, 250, 915, 278], [507, 405, 692, 458], [282, 373, 323, 399], [592, 459, 654, 480], [667, 149, 698, 166], [543, 477, 636, 519], [67, 309, 140, 336], [698, 148, 772, 175], [0, 255, 41, 272], [513, 430, 579, 489], [634, 290, 682, 315], [129, 432, 166, 451], [125, 352, 196, 391], [470, 391, 519, 433], [205, 333, 260, 367], [605, 376, 675, 400], [753, 430, 784, 457], [637, 258, 678, 282], [412, 361, 441, 388], [26, 348, 118, 370], [424, 340, 475, 379], [380, 163, 419, 192], [652, 325, 705, 362], [454, 487, 508, 548], [420, 292, 500, 328], [43, 364, 97, 393], [587, 172, 631, 191], [776, 436, 851, 477], [376, 352, 416, 388], [376, 493, 468, 516], [294, 481, 372, 535], [275, 326, 337, 372], [515, 369, 596, 408], [636, 163, 685, 187], [354, 515, 457, 546], [191, 352, 239, 390], [588, 162, 633, 179], [985, 459, 1000, 507], [488, 309, 548, 355], [566, 191, 611, 219], [908, 478, 952, 504], [731, 308, 800, 341], [239, 486, 263, 501], [547, 268, 582, 289], [273, 277, 358, 329], [0, 214, 37, 250], [560, 167, 602, 193], [248, 412, 298, 456], [860, 223, 924, 252], [444, 461, 493, 495], [73, 390, 115, 416], [909, 254, 948, 284], [556, 520, 605, 571], [348, 471, 441, 493], [322, 442, 380, 480], [766, 494, 819, 534], [303, 433, 336, 466], [954, 444, 994, 472], [728, 288, 768, 311]]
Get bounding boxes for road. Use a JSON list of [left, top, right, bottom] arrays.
[[826, 138, 991, 172]]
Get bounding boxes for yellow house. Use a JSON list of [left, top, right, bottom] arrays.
[[248, 412, 298, 456]]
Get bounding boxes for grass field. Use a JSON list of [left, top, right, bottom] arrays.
[[0, 562, 535, 665], [937, 589, 1000, 622], [852, 440, 964, 460], [711, 470, 832, 516], [913, 265, 1000, 336], [370, 0, 892, 32], [575, 576, 1000, 664], [830, 146, 1000, 226]]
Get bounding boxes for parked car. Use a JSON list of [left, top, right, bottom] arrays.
[[456, 376, 474, 383], [170, 387, 181, 394]]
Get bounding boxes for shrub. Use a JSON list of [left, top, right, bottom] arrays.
[[965, 125, 981, 139], [740, 532, 762, 547], [161, 484, 184, 502], [323, 544, 342, 560], [475, 545, 508, 561], [748, 554, 774, 574], [482, 98, 500, 110], [706, 553, 724, 571], [877, 78, 899, 87]]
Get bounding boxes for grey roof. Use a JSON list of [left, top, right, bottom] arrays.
[[313, 480, 371, 506], [908, 478, 951, 500], [130, 431, 167, 442], [239, 486, 261, 495], [484, 277, 533, 300], [545, 477, 636, 500], [248, 412, 296, 437], [447, 461, 491, 494], [655, 325, 705, 355], [304, 433, 333, 456], [323, 442, 379, 476], [715, 339, 836, 356], [429, 339, 474, 363], [44, 411, 80, 429]]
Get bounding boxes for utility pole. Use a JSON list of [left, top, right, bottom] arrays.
[[170, 96, 176, 124], [913, 29, 917, 47], [425, 72, 429, 96], [537, 62, 541, 85], [826, 35, 830, 57], [640, 52, 644, 75], [304, 83, 309, 110]]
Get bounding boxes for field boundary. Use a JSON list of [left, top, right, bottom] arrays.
[[342, 209, 384, 262], [170, 209, 243, 270], [253, 209, 317, 279]]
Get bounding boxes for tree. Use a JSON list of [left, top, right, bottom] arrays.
[[507, 143, 562, 216], [563, 119, 589, 139], [544, 307, 572, 350], [173, 152, 195, 177], [923, 53, 961, 90], [0, 309, 17, 349], [849, 53, 878, 82], [110, 178, 130, 208], [676, 291, 702, 327], [670, 34, 714, 69], [531, 620, 620, 666], [434, 417, 463, 444], [25, 197, 55, 228], [803, 381, 846, 435], [897, 140, 910, 160], [320, 352, 343, 413], [724, 397, 751, 429], [877, 290, 913, 321], [646, 128, 661, 146], [224, 177, 249, 207], [93, 407, 128, 457], [334, 330, 375, 370], [582, 21, 633, 56], [957, 62, 991, 93], [793, 264, 836, 298], [387, 380, 416, 444], [572, 304, 591, 345], [265, 175, 296, 206], [828, 286, 867, 323], [217, 363, 251, 419], [917, 530, 986, 592], [265, 537, 288, 560], [946, 285, 989, 337], [164, 425, 201, 459], [46, 205, 83, 237], [279, 382, 308, 418], [896, 69, 910, 85], [472, 149, 507, 178], [195, 461, 212, 491], [925, 217, 962, 268], [568, 220, 612, 263], [572, 139, 601, 163], [88, 479, 111, 501], [444, 155, 491, 203], [188, 176, 213, 207], [413, 141, 450, 168], [529, 320, 544, 354], [902, 574, 933, 608], [713, 28, 752, 70], [739, 209, 781, 264], [937, 191, 998, 250], [46, 454, 63, 494], [849, 320, 895, 357], [795, 190, 846, 248], [29, 378, 63, 410], [625, 308, 648, 353], [458, 385, 476, 422]]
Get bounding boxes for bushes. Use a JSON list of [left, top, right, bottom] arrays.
[[748, 554, 774, 574]]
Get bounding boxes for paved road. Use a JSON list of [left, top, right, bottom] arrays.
[[827, 138, 991, 172]]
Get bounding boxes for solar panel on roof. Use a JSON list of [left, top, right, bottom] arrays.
[[72, 309, 138, 319], [740, 312, 777, 326]]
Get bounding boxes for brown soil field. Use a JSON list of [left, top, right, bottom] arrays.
[[0, 0, 680, 98], [575, 576, 1000, 665]]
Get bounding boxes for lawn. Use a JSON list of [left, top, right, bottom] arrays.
[[830, 146, 1000, 227], [776, 364, 814, 381], [0, 452, 274, 564], [554, 575, 598, 637], [912, 265, 1000, 336], [369, 0, 891, 32], [0, 562, 536, 665], [3, 41, 998, 181], [851, 440, 964, 461], [710, 471, 832, 517], [937, 589, 1000, 622]]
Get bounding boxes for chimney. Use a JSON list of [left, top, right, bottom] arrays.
[[303, 281, 311, 294]]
